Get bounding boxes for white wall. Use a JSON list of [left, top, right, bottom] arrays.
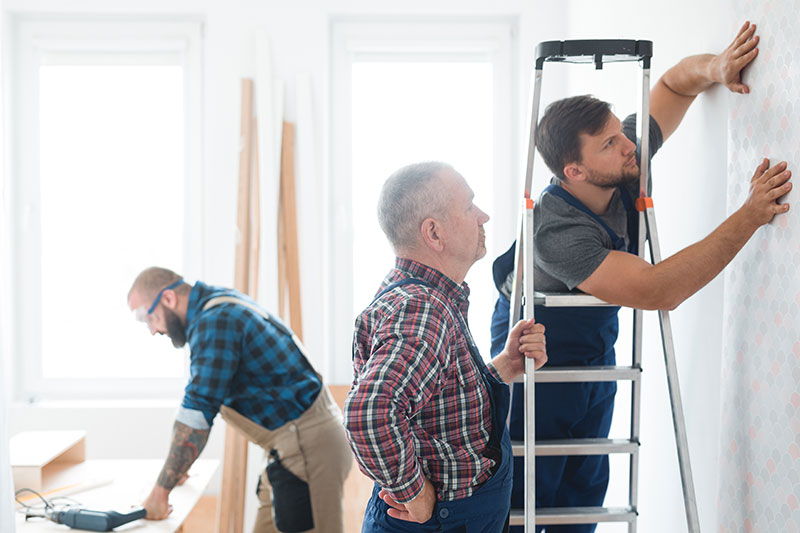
[[718, 0, 800, 530], [564, 0, 730, 531]]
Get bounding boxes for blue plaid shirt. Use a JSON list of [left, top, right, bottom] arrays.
[[182, 281, 322, 430]]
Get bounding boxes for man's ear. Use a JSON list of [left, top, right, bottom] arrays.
[[161, 289, 178, 310], [420, 217, 444, 252], [563, 162, 584, 182]]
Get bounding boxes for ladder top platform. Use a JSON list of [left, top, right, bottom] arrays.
[[535, 39, 653, 69]]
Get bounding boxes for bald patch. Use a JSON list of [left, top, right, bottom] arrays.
[[128, 266, 183, 302]]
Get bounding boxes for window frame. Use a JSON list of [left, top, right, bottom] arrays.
[[9, 18, 204, 400], [327, 18, 518, 384]]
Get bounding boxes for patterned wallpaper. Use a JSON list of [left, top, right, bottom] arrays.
[[718, 1, 800, 531]]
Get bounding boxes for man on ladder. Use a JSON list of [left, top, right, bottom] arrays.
[[490, 22, 792, 531]]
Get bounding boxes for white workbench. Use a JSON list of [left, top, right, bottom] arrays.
[[14, 459, 218, 532]]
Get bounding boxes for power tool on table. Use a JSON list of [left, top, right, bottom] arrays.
[[44, 506, 147, 531]]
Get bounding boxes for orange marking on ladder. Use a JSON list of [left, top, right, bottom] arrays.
[[635, 197, 654, 211]]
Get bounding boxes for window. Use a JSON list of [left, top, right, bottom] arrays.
[[10, 19, 203, 399], [329, 20, 517, 383]]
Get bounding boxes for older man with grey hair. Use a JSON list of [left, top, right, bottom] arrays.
[[344, 161, 548, 532]]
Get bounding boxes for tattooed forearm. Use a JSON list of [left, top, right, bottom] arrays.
[[156, 421, 210, 490]]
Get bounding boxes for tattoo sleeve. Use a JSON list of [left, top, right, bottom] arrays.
[[156, 420, 210, 490]]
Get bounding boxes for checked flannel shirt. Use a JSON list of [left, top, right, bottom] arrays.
[[345, 258, 504, 504], [182, 281, 321, 429]]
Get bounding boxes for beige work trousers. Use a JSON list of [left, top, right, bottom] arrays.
[[220, 386, 353, 533]]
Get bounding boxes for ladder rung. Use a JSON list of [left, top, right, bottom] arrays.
[[514, 365, 641, 383], [512, 438, 639, 456], [534, 291, 615, 307], [509, 506, 637, 526]]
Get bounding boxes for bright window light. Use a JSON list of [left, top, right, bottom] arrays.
[[351, 61, 495, 357], [38, 63, 186, 379]]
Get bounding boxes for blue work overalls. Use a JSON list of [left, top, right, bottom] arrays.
[[490, 185, 637, 533], [362, 277, 514, 533]]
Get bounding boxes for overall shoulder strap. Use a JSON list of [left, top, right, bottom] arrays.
[[202, 296, 318, 375], [545, 184, 628, 251], [371, 277, 433, 303], [203, 296, 289, 335], [618, 186, 635, 213], [618, 186, 639, 255]]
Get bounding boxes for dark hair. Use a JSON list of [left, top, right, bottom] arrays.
[[536, 95, 612, 180]]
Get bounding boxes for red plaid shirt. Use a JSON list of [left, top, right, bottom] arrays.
[[344, 258, 502, 503]]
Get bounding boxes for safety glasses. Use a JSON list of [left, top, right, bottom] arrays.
[[133, 279, 184, 323]]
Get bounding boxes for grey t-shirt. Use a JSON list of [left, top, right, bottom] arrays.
[[503, 114, 663, 294]]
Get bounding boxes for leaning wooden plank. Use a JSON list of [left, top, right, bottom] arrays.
[[216, 79, 254, 533], [277, 169, 288, 321], [277, 125, 289, 325], [248, 120, 261, 299], [272, 80, 284, 181], [216, 428, 247, 533], [233, 79, 253, 294], [277, 196, 288, 321], [279, 121, 303, 341]]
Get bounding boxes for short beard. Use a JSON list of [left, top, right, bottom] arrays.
[[585, 166, 639, 190], [164, 308, 187, 348]]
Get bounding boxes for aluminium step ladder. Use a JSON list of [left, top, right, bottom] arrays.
[[506, 40, 700, 532]]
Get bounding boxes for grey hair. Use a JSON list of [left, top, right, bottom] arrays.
[[377, 161, 453, 250], [128, 266, 186, 301]]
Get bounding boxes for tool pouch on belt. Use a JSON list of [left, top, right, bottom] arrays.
[[265, 449, 314, 532]]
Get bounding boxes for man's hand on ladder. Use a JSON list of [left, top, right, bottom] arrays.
[[491, 318, 547, 383]]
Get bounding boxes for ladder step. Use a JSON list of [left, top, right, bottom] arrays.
[[512, 438, 639, 456], [514, 365, 641, 383], [509, 506, 637, 526], [534, 291, 615, 307]]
